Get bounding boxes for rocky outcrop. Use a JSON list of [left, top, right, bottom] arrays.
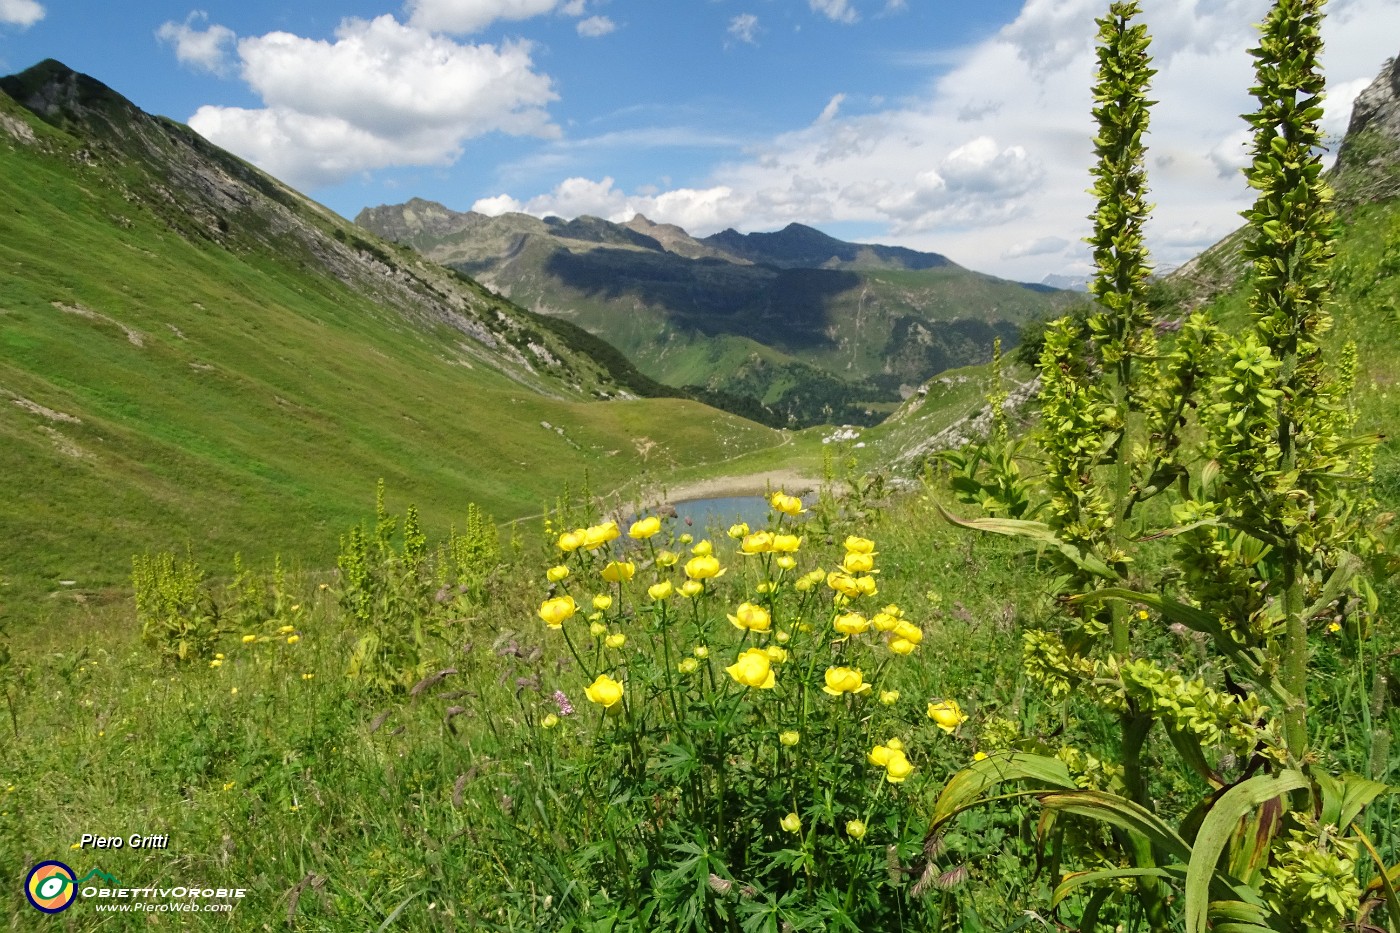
[[1333, 54, 1400, 205]]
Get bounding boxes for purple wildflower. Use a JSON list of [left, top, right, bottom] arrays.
[[554, 690, 575, 717]]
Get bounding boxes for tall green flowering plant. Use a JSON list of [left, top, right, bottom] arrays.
[[930, 2, 1395, 931]]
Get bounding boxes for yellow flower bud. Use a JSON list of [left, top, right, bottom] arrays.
[[690, 539, 713, 557], [771, 493, 805, 516], [879, 690, 900, 706], [592, 594, 613, 611], [775, 629, 790, 644], [740, 531, 774, 554], [684, 555, 724, 580], [286, 635, 300, 645], [677, 657, 699, 674], [584, 674, 624, 708], [678, 533, 693, 545], [833, 612, 870, 636], [600, 561, 635, 583], [927, 699, 968, 734], [589, 621, 607, 637], [647, 580, 673, 601], [582, 522, 620, 550], [727, 522, 750, 539], [765, 645, 788, 663], [628, 516, 662, 539], [656, 550, 679, 568], [692, 645, 709, 659], [541, 713, 559, 729], [546, 565, 570, 582], [679, 580, 704, 598], [727, 602, 771, 632], [538, 595, 578, 629], [725, 648, 776, 689], [843, 535, 876, 555], [822, 667, 871, 696], [842, 552, 875, 574], [241, 634, 257, 644], [776, 555, 797, 570], [884, 750, 914, 783], [780, 812, 802, 833], [846, 819, 867, 840], [779, 730, 800, 747], [557, 529, 586, 551], [772, 533, 801, 553], [605, 632, 627, 649]]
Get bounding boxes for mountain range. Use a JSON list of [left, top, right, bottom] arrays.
[[356, 202, 1075, 427]]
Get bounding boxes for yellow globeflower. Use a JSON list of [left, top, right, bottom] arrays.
[[928, 699, 968, 734], [872, 611, 900, 632], [846, 819, 867, 840], [679, 533, 693, 545], [892, 620, 922, 644], [779, 730, 800, 746], [684, 555, 724, 580], [727, 522, 750, 539], [772, 534, 802, 553], [679, 580, 704, 598], [765, 645, 788, 664], [605, 632, 627, 649], [740, 531, 775, 554], [677, 658, 699, 674], [589, 621, 608, 638], [693, 645, 709, 659], [728, 602, 772, 632], [833, 612, 870, 636], [600, 561, 636, 583], [629, 516, 662, 539], [583, 522, 620, 550], [209, 659, 223, 669], [648, 580, 673, 601], [278, 624, 295, 634], [286, 635, 301, 645], [557, 529, 586, 551], [241, 634, 257, 644], [776, 555, 797, 571], [775, 629, 791, 644], [879, 689, 900, 706], [842, 552, 875, 574], [855, 576, 878, 597], [726, 648, 776, 689], [541, 713, 559, 729], [584, 674, 625, 709], [867, 742, 894, 767], [822, 667, 871, 696], [843, 535, 876, 555], [780, 812, 802, 833], [546, 565, 570, 583], [826, 572, 861, 598], [884, 750, 914, 783], [690, 539, 713, 557], [889, 638, 917, 655], [771, 492, 805, 515], [656, 550, 680, 568], [539, 595, 578, 629], [593, 594, 613, 611]]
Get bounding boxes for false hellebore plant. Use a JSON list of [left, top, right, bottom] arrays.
[[932, 2, 1396, 931]]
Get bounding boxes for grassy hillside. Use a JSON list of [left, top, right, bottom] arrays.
[[0, 65, 782, 623]]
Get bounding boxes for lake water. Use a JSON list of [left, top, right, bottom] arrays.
[[670, 495, 772, 533]]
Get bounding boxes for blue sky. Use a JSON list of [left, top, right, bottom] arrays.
[[2, 0, 1397, 280]]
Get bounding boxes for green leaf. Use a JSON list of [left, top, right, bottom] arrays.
[[1038, 789, 1193, 864], [1355, 824, 1400, 933], [1185, 770, 1309, 933], [929, 752, 1077, 833], [935, 504, 1116, 578], [1052, 866, 1184, 907], [1300, 550, 1362, 623], [1313, 769, 1389, 830]]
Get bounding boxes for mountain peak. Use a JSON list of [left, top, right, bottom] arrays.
[[1334, 53, 1400, 204], [0, 59, 141, 137]]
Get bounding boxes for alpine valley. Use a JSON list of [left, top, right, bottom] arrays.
[[355, 201, 1076, 427]]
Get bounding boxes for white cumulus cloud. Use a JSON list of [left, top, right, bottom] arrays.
[[406, 0, 579, 34], [156, 12, 236, 75], [188, 15, 558, 189], [576, 15, 615, 38], [0, 0, 44, 28]]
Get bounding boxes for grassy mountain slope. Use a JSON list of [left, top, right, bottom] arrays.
[[356, 201, 1073, 426], [0, 62, 781, 621]]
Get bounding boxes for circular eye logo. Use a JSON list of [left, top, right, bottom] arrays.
[[26, 861, 78, 913]]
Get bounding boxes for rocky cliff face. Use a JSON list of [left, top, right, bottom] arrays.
[[1334, 55, 1400, 205]]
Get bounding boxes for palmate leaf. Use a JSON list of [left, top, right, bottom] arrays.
[[935, 504, 1117, 579], [1185, 770, 1309, 933]]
